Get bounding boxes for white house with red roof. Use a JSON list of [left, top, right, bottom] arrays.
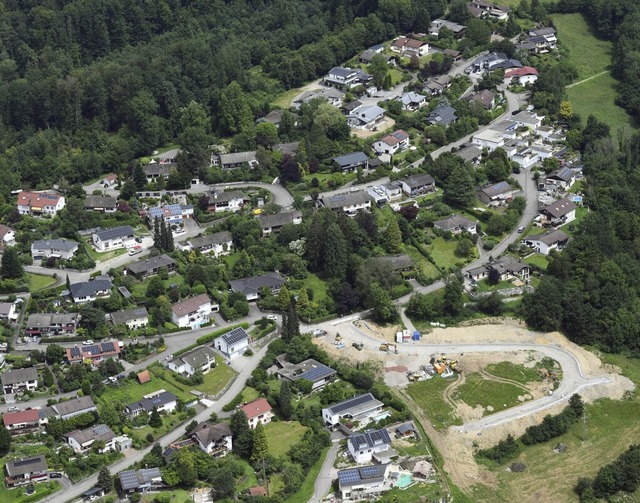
[[3, 409, 45, 435], [171, 294, 214, 329], [241, 398, 274, 429], [504, 66, 539, 85], [390, 37, 429, 57], [16, 191, 65, 216], [373, 130, 411, 156], [65, 340, 122, 365]]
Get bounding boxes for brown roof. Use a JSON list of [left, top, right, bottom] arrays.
[[249, 486, 267, 496], [3, 409, 40, 427], [171, 293, 211, 316], [241, 398, 272, 420], [542, 198, 577, 219], [392, 37, 426, 49], [137, 370, 151, 384]]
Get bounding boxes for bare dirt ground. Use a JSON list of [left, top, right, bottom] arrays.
[[314, 318, 635, 498], [351, 117, 396, 139]]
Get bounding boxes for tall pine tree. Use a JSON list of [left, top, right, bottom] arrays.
[[0, 248, 23, 279], [281, 298, 300, 343], [153, 217, 162, 249], [251, 423, 269, 464]]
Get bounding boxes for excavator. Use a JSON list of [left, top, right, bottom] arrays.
[[379, 343, 398, 354]]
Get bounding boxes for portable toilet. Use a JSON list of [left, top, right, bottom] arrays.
[[402, 329, 411, 342], [396, 332, 403, 343], [413, 331, 420, 341]]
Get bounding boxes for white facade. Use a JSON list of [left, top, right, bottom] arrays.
[[349, 441, 390, 464], [66, 432, 116, 454], [472, 129, 504, 151], [171, 299, 212, 328], [92, 228, 135, 252], [30, 240, 78, 260], [16, 192, 65, 216]]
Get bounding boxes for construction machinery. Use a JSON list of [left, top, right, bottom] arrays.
[[352, 342, 364, 351], [379, 343, 398, 354]]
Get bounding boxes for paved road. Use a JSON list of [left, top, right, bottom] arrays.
[[42, 340, 272, 503], [309, 440, 340, 503]]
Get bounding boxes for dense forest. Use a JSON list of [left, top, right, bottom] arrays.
[[0, 0, 447, 195]]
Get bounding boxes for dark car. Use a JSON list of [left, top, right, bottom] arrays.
[[49, 472, 62, 479], [135, 237, 143, 243]]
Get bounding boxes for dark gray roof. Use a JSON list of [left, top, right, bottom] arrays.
[[192, 422, 233, 446], [329, 66, 356, 78], [1, 367, 38, 385], [399, 173, 435, 189], [349, 428, 392, 451], [217, 151, 257, 165], [257, 211, 302, 229], [126, 254, 176, 275], [94, 226, 134, 242], [275, 358, 336, 383], [527, 228, 569, 246], [325, 393, 383, 416], [118, 468, 162, 491], [228, 273, 286, 296], [70, 279, 112, 300], [273, 142, 300, 156], [110, 307, 148, 326], [188, 231, 233, 249], [84, 195, 117, 209], [125, 391, 177, 415], [478, 181, 513, 198], [170, 345, 217, 370], [219, 327, 250, 346], [321, 191, 371, 210], [65, 424, 115, 445], [32, 238, 79, 252], [26, 312, 78, 328], [332, 152, 369, 167], [547, 167, 577, 183], [337, 464, 388, 488], [426, 105, 458, 125], [143, 164, 173, 177], [6, 455, 48, 477], [371, 254, 414, 272], [433, 214, 477, 231], [454, 144, 483, 162], [51, 396, 97, 419], [489, 256, 529, 274], [542, 198, 577, 218]]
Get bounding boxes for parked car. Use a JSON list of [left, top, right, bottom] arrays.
[[135, 237, 143, 243], [49, 472, 62, 479], [83, 340, 93, 345], [266, 315, 277, 321], [517, 226, 525, 233], [7, 406, 19, 412]]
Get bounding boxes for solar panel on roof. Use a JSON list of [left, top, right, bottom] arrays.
[[70, 347, 81, 358], [102, 342, 115, 352], [85, 345, 100, 355], [119, 471, 139, 489], [338, 469, 361, 484], [299, 365, 334, 382], [329, 393, 376, 414], [360, 466, 380, 478], [94, 425, 110, 435], [14, 458, 40, 467]]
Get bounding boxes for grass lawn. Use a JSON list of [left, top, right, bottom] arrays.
[[524, 253, 549, 271], [236, 458, 260, 492], [567, 72, 636, 132], [484, 361, 542, 386], [284, 446, 329, 503], [406, 378, 462, 430], [379, 481, 451, 502], [405, 245, 442, 281], [97, 367, 193, 406], [82, 240, 126, 263], [551, 13, 611, 80], [474, 278, 514, 293], [0, 481, 62, 503], [388, 67, 404, 86], [427, 237, 465, 271], [196, 355, 236, 395], [131, 274, 185, 297], [568, 180, 583, 194], [560, 206, 589, 234], [269, 474, 286, 495], [141, 490, 191, 503], [242, 386, 261, 403], [222, 252, 242, 269], [272, 87, 307, 109], [303, 272, 329, 302], [264, 421, 308, 458], [25, 273, 56, 292], [454, 372, 527, 415]]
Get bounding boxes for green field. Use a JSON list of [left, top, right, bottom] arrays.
[[427, 237, 464, 271], [303, 272, 329, 302], [406, 378, 462, 430], [474, 278, 514, 292], [405, 245, 442, 281], [141, 489, 191, 503], [524, 253, 549, 270], [26, 273, 56, 292], [0, 481, 62, 503], [272, 87, 305, 109], [284, 446, 329, 503], [131, 274, 185, 297], [484, 361, 542, 385], [82, 241, 126, 262], [560, 206, 588, 234], [454, 372, 528, 415], [264, 421, 308, 458]]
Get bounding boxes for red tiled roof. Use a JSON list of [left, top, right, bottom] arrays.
[[3, 409, 39, 427], [392, 37, 426, 49], [137, 370, 151, 384], [505, 66, 538, 78], [17, 191, 62, 206], [241, 398, 272, 420], [249, 486, 267, 496]]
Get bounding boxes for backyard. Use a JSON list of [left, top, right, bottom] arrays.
[[264, 420, 308, 458], [426, 236, 472, 271], [25, 273, 56, 292]]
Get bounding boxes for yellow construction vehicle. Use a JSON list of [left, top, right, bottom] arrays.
[[379, 343, 388, 351]]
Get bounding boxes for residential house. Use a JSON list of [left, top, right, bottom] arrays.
[[69, 279, 112, 304], [211, 151, 259, 170], [477, 181, 515, 205], [123, 391, 177, 418], [371, 255, 415, 275], [425, 105, 458, 126], [348, 429, 392, 463], [44, 396, 97, 420], [320, 191, 372, 215], [463, 89, 496, 110], [338, 464, 391, 501], [155, 149, 180, 164], [257, 211, 303, 236], [540, 198, 577, 227], [454, 144, 483, 165], [191, 422, 233, 457], [358, 50, 396, 65], [84, 195, 117, 213], [25, 313, 80, 337], [504, 66, 539, 85], [468, 0, 511, 20], [429, 19, 466, 38], [65, 341, 121, 365], [347, 105, 385, 130], [443, 48, 463, 61], [399, 92, 427, 112], [109, 307, 149, 330], [147, 204, 194, 226], [546, 167, 577, 190], [214, 327, 250, 360], [367, 187, 388, 207], [64, 424, 116, 454], [143, 164, 172, 182], [118, 468, 163, 493], [1, 368, 38, 395], [3, 410, 43, 435], [0, 303, 17, 322], [390, 37, 429, 56], [505, 144, 539, 169], [229, 273, 286, 301], [275, 358, 337, 390], [179, 231, 233, 257], [423, 75, 452, 96], [322, 393, 384, 429], [472, 128, 505, 151], [256, 109, 284, 128], [467, 256, 530, 282], [125, 254, 176, 278], [0, 225, 16, 251], [5, 455, 48, 488], [324, 67, 371, 89], [206, 190, 246, 213], [382, 181, 403, 200], [477, 52, 522, 71], [16, 191, 65, 216], [395, 422, 419, 439], [273, 141, 300, 156], [373, 130, 410, 156], [30, 239, 79, 260], [168, 345, 217, 377], [292, 87, 345, 109], [523, 228, 570, 255], [399, 173, 436, 197], [171, 294, 214, 329], [512, 110, 543, 129], [92, 226, 135, 252], [433, 215, 478, 235], [101, 173, 118, 187], [241, 398, 274, 429], [332, 152, 370, 173], [517, 28, 557, 54]]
